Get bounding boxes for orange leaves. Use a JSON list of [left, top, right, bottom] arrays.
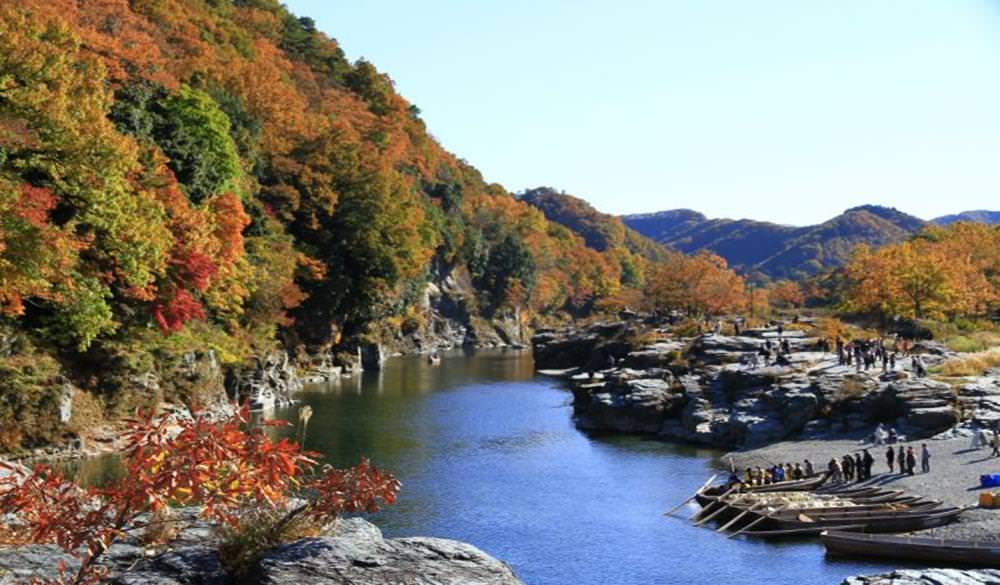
[[645, 251, 747, 316], [14, 185, 57, 229], [770, 280, 805, 309]]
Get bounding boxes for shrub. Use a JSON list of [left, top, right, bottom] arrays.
[[0, 406, 400, 584]]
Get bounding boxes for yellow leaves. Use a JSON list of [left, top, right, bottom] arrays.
[[842, 223, 1000, 320]]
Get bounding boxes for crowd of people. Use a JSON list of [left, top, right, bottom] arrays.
[[730, 441, 934, 489], [738, 460, 816, 486], [736, 323, 927, 378]]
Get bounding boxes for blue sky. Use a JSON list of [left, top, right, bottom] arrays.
[[285, 1, 1000, 225]]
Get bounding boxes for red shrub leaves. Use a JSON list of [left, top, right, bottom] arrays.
[[0, 405, 400, 585], [16, 185, 58, 228], [152, 288, 207, 334], [171, 249, 217, 292]]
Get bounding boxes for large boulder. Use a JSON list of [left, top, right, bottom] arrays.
[[885, 379, 959, 436], [255, 518, 524, 585], [573, 376, 686, 434]]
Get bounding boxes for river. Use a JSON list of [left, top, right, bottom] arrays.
[[269, 349, 895, 585]]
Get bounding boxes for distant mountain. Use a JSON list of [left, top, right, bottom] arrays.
[[932, 210, 1000, 226], [519, 187, 667, 262], [622, 205, 927, 280]]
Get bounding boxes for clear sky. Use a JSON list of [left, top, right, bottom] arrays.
[[284, 0, 1000, 225]]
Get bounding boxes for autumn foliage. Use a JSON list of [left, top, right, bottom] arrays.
[[644, 251, 747, 317], [840, 222, 1000, 320], [0, 406, 400, 584]]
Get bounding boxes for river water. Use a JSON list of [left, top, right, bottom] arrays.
[[271, 349, 894, 585]]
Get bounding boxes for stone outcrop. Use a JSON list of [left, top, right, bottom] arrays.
[[255, 518, 523, 585], [228, 351, 303, 406], [0, 518, 524, 585], [541, 322, 971, 449]]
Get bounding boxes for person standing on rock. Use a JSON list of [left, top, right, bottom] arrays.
[[854, 453, 863, 481], [863, 449, 875, 480], [886, 445, 895, 472], [905, 447, 916, 476], [920, 444, 931, 473], [898, 445, 906, 474]]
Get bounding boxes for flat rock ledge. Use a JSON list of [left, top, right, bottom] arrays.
[[0, 518, 524, 585], [844, 568, 1000, 585]]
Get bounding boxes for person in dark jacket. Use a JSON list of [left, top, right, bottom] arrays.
[[886, 445, 895, 472], [853, 453, 863, 481], [898, 445, 906, 474], [862, 449, 875, 480], [905, 447, 917, 476]]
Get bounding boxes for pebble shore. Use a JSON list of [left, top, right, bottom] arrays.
[[728, 435, 1000, 541]]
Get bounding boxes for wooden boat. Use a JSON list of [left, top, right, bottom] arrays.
[[821, 530, 1000, 567], [728, 497, 937, 517], [695, 473, 828, 506], [754, 505, 967, 534], [740, 524, 868, 538]]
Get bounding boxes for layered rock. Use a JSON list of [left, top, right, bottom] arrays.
[[228, 351, 303, 406], [0, 518, 524, 585], [546, 324, 970, 449], [255, 518, 523, 585]]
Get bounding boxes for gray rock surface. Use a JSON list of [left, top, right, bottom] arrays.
[[256, 518, 524, 585], [0, 518, 523, 585], [550, 322, 973, 449]]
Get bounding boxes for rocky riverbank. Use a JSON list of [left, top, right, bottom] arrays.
[[728, 434, 1000, 542], [534, 320, 1000, 450], [0, 515, 524, 585]]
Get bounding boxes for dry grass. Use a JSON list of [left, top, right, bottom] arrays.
[[944, 331, 1000, 354], [835, 376, 870, 401], [940, 348, 1000, 377]]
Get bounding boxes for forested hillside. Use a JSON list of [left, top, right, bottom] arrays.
[[624, 205, 927, 280], [933, 210, 1000, 226], [0, 0, 651, 450]]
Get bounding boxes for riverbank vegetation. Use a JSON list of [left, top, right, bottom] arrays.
[[0, 1, 663, 451]]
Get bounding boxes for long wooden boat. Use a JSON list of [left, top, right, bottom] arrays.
[[821, 530, 1000, 566], [756, 506, 967, 534], [727, 497, 938, 518], [695, 473, 829, 506], [740, 524, 868, 538]]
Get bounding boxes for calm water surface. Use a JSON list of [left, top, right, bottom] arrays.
[[270, 350, 895, 585]]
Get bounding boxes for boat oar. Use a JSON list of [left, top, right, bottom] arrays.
[[692, 487, 737, 526], [716, 501, 764, 533], [664, 474, 717, 517], [727, 503, 789, 538]]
